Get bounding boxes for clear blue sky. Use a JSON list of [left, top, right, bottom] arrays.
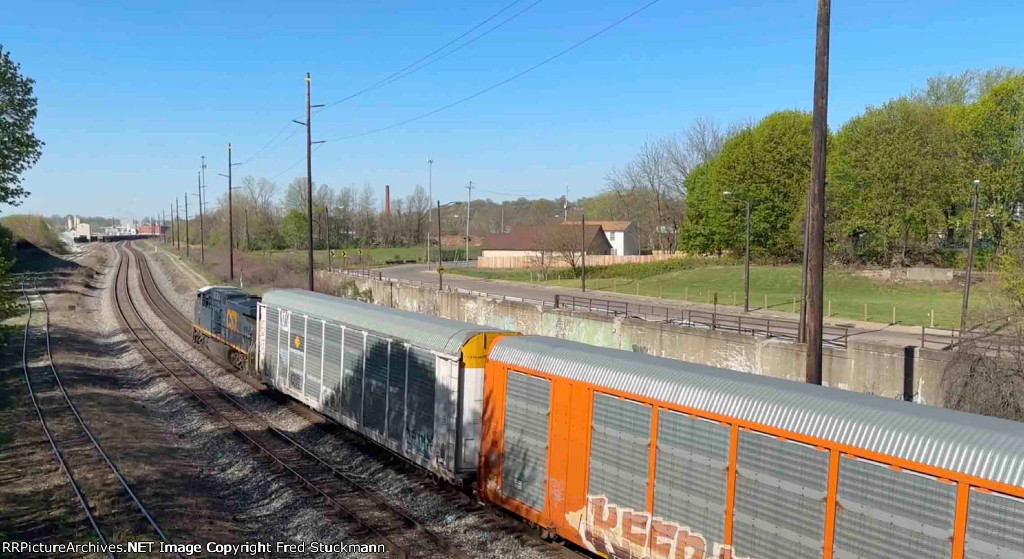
[[3, 0, 1022, 219]]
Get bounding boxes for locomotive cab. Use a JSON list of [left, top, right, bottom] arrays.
[[193, 286, 260, 370]]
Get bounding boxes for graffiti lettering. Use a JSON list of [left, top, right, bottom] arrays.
[[566, 495, 750, 559]]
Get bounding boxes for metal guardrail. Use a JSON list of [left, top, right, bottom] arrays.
[[331, 269, 855, 348], [555, 294, 851, 348], [920, 325, 1019, 353]]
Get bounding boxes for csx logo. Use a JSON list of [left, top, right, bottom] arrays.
[[293, 335, 303, 349], [226, 309, 239, 331]]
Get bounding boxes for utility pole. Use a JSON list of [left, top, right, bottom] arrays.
[[184, 192, 190, 258], [199, 157, 206, 263], [326, 206, 332, 271], [581, 213, 587, 292], [175, 198, 180, 251], [218, 144, 240, 281], [465, 181, 473, 267], [437, 201, 443, 290], [960, 179, 981, 333], [426, 159, 433, 265], [294, 72, 325, 292], [563, 186, 569, 222], [805, 0, 831, 386], [743, 199, 751, 313], [162, 210, 166, 243], [798, 191, 810, 342]]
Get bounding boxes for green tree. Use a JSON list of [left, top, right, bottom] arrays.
[[1, 45, 43, 211], [830, 97, 958, 264], [957, 75, 1024, 256], [279, 209, 308, 249], [679, 110, 813, 261]]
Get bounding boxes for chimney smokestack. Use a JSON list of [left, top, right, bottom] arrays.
[[385, 185, 391, 216]]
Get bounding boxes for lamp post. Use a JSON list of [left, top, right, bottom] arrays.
[[426, 159, 433, 264], [960, 179, 981, 333], [724, 191, 751, 313]]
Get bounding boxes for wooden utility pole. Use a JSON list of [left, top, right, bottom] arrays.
[[305, 73, 315, 292], [228, 144, 234, 280], [465, 181, 473, 267], [581, 213, 587, 292], [960, 180, 981, 333], [199, 157, 206, 263], [326, 207, 332, 271], [805, 0, 831, 385], [184, 191, 190, 258], [175, 198, 180, 251], [437, 201, 443, 291], [218, 145, 241, 280], [296, 73, 325, 292]]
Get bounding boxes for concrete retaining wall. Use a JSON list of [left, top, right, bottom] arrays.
[[317, 271, 953, 407]]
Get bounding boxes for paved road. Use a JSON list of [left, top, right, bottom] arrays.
[[373, 263, 930, 350]]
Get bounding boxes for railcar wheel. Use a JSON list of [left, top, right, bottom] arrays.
[[192, 328, 206, 348], [229, 350, 245, 370]]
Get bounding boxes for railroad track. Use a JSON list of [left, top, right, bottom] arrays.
[[114, 243, 471, 559], [19, 274, 176, 558], [127, 242, 590, 559]]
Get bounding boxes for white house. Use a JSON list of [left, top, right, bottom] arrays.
[[566, 220, 638, 255]]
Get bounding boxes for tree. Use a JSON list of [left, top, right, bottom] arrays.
[[679, 110, 814, 261], [956, 75, 1024, 257], [279, 209, 308, 249], [1, 45, 43, 212], [830, 98, 958, 264]]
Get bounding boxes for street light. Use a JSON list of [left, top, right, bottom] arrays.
[[960, 179, 981, 333], [426, 159, 434, 265], [724, 191, 751, 313]]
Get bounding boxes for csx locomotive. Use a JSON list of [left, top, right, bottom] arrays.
[[192, 286, 259, 370]]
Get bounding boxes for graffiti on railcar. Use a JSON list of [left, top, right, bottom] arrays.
[[566, 495, 749, 559]]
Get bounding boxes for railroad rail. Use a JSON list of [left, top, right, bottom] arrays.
[[115, 244, 470, 559], [19, 276, 176, 558]]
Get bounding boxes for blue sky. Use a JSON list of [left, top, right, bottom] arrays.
[[3, 0, 1022, 219]]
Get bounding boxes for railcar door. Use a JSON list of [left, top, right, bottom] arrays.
[[288, 313, 306, 393]]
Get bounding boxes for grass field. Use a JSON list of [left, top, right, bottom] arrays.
[[263, 246, 481, 268], [453, 264, 1002, 328]]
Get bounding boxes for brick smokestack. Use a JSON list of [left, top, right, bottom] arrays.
[[385, 185, 391, 216]]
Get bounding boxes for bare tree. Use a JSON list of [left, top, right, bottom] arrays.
[[943, 322, 1024, 421], [542, 224, 586, 276]]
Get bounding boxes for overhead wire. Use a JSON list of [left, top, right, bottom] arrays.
[[318, 0, 529, 111], [321, 0, 664, 143], [231, 1, 537, 171]]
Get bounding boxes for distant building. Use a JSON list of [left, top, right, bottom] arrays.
[[481, 223, 611, 260], [74, 223, 91, 241], [565, 220, 638, 255], [138, 223, 163, 236]]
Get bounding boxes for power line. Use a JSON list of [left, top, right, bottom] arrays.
[[319, 0, 529, 111], [322, 0, 663, 143], [474, 187, 546, 198], [234, 120, 293, 166], [322, 0, 545, 111], [268, 143, 325, 182]]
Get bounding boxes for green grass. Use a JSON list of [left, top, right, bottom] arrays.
[[264, 246, 481, 268], [453, 264, 1001, 328]]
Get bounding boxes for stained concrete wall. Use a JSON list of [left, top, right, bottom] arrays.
[[318, 271, 952, 407]]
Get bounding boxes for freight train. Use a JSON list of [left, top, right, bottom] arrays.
[[193, 286, 1024, 559]]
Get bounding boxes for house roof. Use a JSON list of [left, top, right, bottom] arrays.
[[481, 223, 609, 252], [565, 220, 632, 232]]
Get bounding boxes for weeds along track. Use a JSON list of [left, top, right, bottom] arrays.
[[114, 243, 470, 559], [19, 275, 176, 558]]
